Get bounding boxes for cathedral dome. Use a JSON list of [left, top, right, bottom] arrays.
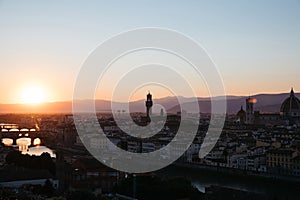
[[280, 88, 300, 117]]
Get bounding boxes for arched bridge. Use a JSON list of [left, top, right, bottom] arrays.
[[0, 123, 41, 145]]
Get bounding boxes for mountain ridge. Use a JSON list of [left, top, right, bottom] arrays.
[[0, 92, 298, 114]]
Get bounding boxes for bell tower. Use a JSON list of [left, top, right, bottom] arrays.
[[145, 92, 153, 119], [246, 97, 257, 124]]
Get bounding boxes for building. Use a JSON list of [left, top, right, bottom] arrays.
[[127, 140, 157, 153], [291, 155, 300, 176], [145, 92, 153, 119], [237, 88, 300, 126], [71, 157, 121, 192], [253, 112, 282, 126], [266, 149, 298, 175], [160, 108, 164, 117], [280, 88, 300, 125], [237, 106, 246, 124], [0, 165, 58, 189], [246, 97, 256, 124]]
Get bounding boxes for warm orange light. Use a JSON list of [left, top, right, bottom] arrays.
[[33, 138, 41, 146], [247, 98, 257, 104], [21, 85, 46, 104], [2, 138, 13, 146]]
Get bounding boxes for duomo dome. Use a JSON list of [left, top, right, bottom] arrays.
[[280, 88, 300, 118]]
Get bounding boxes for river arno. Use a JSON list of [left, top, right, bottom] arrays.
[[156, 165, 300, 199]]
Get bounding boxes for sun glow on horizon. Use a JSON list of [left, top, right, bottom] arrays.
[[21, 85, 46, 104]]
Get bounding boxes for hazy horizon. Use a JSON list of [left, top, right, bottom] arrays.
[[0, 89, 297, 105]]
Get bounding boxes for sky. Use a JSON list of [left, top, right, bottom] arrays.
[[0, 0, 299, 104]]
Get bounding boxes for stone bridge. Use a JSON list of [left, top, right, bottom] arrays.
[[0, 123, 41, 145]]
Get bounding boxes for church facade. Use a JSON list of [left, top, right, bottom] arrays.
[[237, 88, 300, 126]]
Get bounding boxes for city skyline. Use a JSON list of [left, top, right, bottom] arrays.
[[1, 1, 300, 199]]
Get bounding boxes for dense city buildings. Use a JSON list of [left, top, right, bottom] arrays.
[[0, 89, 300, 199]]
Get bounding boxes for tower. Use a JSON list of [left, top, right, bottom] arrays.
[[160, 108, 164, 117], [145, 92, 153, 119], [237, 106, 246, 124], [246, 97, 256, 124]]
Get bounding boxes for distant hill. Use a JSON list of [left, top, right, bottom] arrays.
[[168, 93, 300, 114], [0, 92, 298, 114]]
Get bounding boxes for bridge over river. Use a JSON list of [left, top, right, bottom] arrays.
[[0, 123, 41, 145]]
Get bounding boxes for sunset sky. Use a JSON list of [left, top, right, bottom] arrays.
[[0, 0, 299, 104]]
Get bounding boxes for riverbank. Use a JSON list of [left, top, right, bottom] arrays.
[[172, 162, 300, 183], [156, 164, 300, 200]]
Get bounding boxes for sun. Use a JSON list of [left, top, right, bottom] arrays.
[[21, 86, 46, 104]]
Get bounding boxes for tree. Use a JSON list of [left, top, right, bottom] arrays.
[[5, 151, 56, 175], [66, 190, 98, 200], [42, 179, 55, 197], [115, 175, 202, 200], [5, 151, 22, 164]]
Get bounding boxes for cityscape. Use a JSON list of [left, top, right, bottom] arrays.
[[1, 89, 300, 199], [1, 1, 300, 200]]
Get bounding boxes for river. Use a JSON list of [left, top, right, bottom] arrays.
[[157, 165, 300, 199], [1, 137, 56, 158]]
